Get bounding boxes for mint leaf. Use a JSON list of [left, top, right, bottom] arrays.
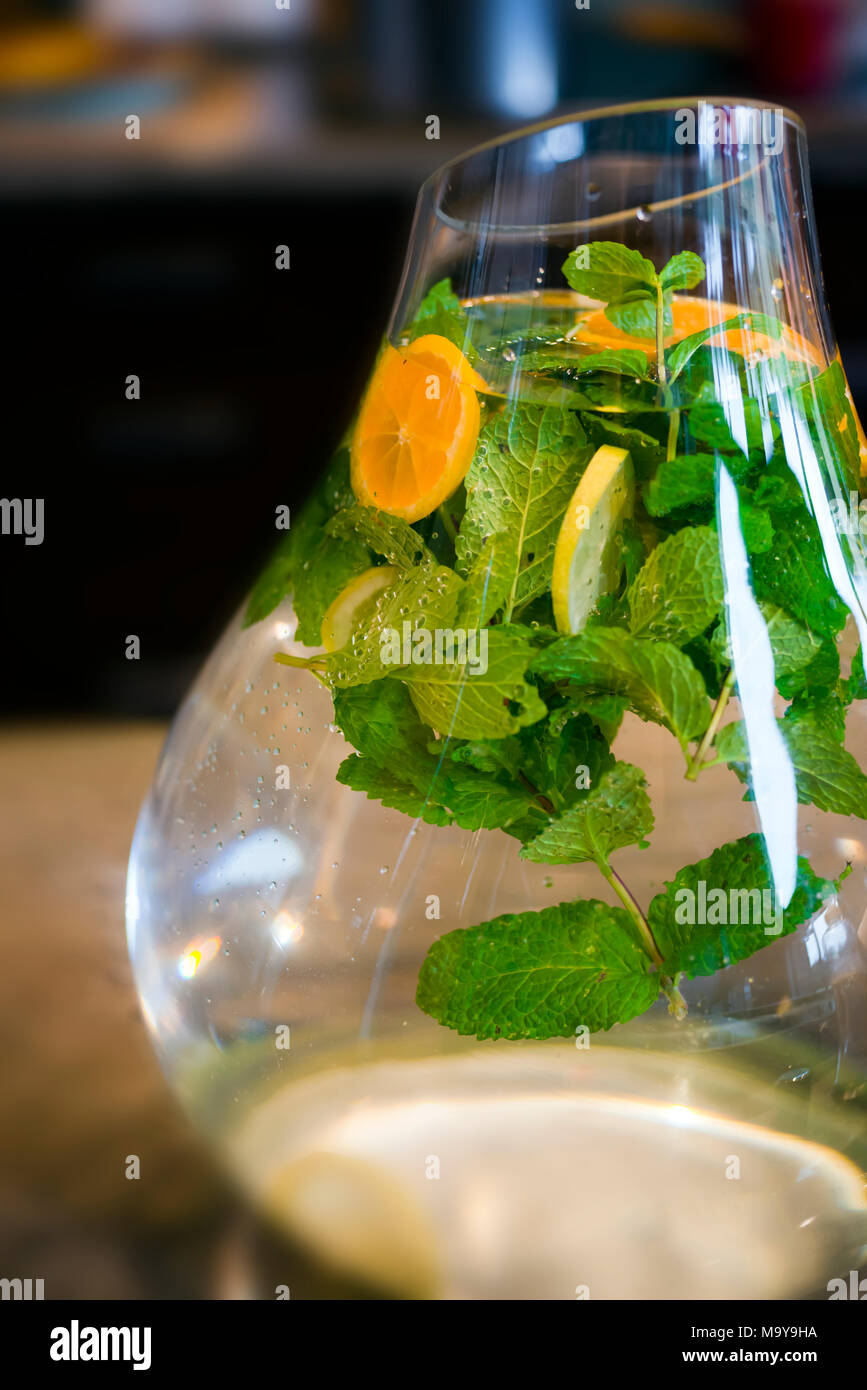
[[567, 348, 651, 378], [444, 738, 523, 777], [710, 602, 822, 678], [558, 691, 628, 743], [627, 526, 723, 646], [327, 505, 436, 569], [735, 502, 774, 554], [605, 294, 666, 339], [667, 313, 785, 381], [716, 713, 867, 816], [456, 404, 593, 616], [293, 536, 372, 645], [561, 242, 657, 302], [713, 720, 749, 769], [751, 510, 848, 640], [445, 775, 537, 832], [784, 692, 847, 745], [531, 627, 710, 751], [416, 899, 660, 1039], [455, 538, 512, 628], [244, 532, 295, 628], [643, 453, 719, 516], [648, 834, 834, 980], [687, 400, 750, 454], [579, 414, 665, 473], [782, 716, 867, 816], [845, 646, 867, 704], [329, 563, 465, 686], [333, 682, 535, 832], [776, 636, 840, 700], [402, 624, 546, 740], [337, 757, 452, 826], [333, 680, 430, 767], [516, 347, 650, 379], [659, 250, 706, 292], [518, 707, 613, 805], [520, 763, 652, 865], [407, 278, 475, 358]]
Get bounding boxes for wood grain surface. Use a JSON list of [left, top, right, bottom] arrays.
[[0, 722, 233, 1296]]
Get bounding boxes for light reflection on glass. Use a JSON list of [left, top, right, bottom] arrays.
[[178, 933, 221, 978]]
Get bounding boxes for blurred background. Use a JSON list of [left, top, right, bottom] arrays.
[[1, 0, 866, 1299]]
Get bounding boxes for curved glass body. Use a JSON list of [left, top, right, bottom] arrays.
[[128, 101, 867, 1300]]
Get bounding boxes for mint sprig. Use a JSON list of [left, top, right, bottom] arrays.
[[254, 241, 863, 1043]]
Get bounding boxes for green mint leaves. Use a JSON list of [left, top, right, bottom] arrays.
[[561, 241, 706, 347], [627, 526, 723, 645], [406, 277, 476, 358], [646, 834, 834, 980], [417, 831, 834, 1040], [532, 628, 710, 752], [416, 898, 660, 1039], [456, 404, 594, 618], [561, 242, 658, 305], [520, 762, 652, 865], [658, 251, 707, 292], [402, 624, 547, 740], [251, 240, 862, 1045]]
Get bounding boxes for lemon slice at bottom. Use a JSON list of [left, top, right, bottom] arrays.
[[552, 445, 635, 635], [264, 1151, 442, 1299], [321, 565, 397, 651]]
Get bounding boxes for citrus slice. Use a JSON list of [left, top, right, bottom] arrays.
[[264, 1151, 442, 1300], [570, 295, 822, 369], [351, 334, 482, 522], [321, 566, 397, 651], [552, 446, 635, 634], [403, 333, 490, 392]]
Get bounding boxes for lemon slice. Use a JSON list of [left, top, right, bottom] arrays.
[[264, 1150, 442, 1299], [552, 446, 635, 634], [321, 566, 397, 651]]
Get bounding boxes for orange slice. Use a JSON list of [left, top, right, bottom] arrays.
[[570, 295, 823, 369], [403, 333, 489, 392], [351, 334, 483, 522]]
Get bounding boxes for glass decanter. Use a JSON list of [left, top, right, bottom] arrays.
[[127, 100, 867, 1301]]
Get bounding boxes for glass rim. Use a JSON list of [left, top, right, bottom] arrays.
[[425, 97, 806, 187], [424, 97, 807, 237]]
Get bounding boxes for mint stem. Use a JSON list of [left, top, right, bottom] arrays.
[[598, 860, 688, 1017], [274, 651, 323, 669], [661, 975, 688, 1020], [686, 667, 735, 781], [437, 503, 457, 545], [599, 860, 664, 967], [517, 770, 556, 815], [666, 407, 680, 462]]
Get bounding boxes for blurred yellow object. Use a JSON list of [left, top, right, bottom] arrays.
[[264, 1150, 442, 1299], [0, 24, 111, 87]]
